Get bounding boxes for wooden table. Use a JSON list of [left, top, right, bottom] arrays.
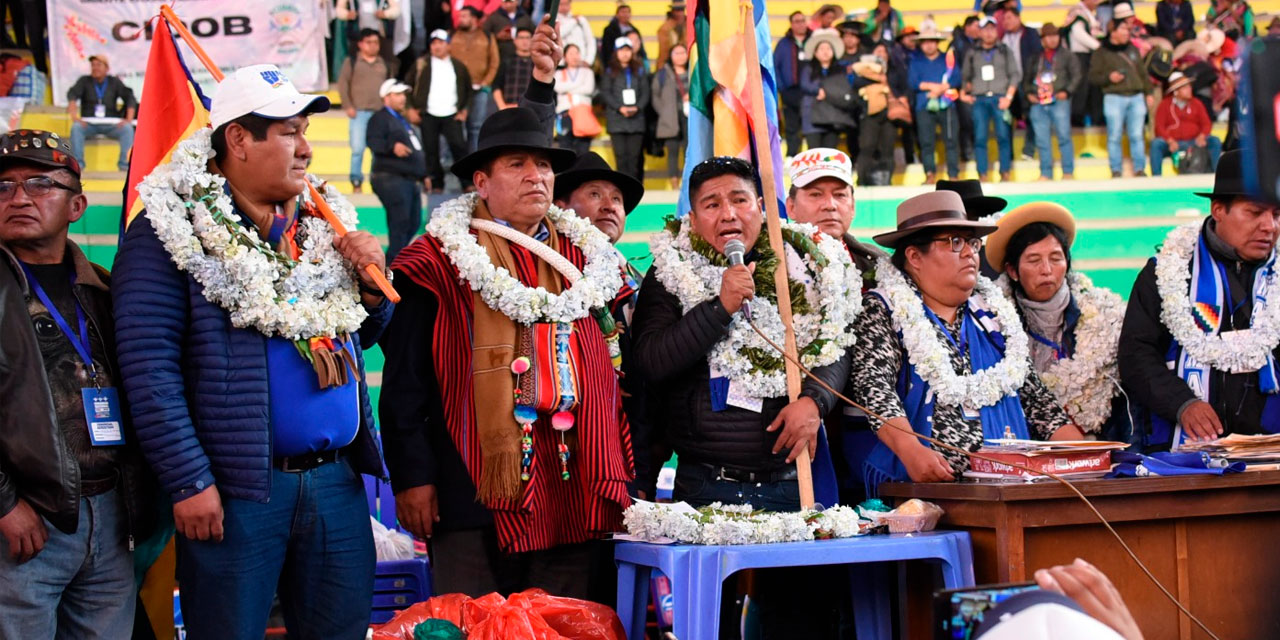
[[881, 471, 1280, 640]]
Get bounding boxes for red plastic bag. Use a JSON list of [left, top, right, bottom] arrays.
[[372, 589, 625, 640]]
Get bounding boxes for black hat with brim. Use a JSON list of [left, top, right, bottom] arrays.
[[1194, 149, 1251, 199], [935, 179, 1008, 219], [554, 151, 645, 213], [451, 107, 577, 180]]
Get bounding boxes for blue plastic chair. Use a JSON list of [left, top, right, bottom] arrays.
[[615, 531, 975, 640], [365, 475, 433, 624]]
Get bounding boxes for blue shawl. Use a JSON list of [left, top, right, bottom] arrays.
[[859, 290, 1030, 495]]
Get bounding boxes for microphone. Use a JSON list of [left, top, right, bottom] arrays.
[[723, 239, 751, 319]]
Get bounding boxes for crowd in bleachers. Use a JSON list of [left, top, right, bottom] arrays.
[[332, 0, 1276, 192]]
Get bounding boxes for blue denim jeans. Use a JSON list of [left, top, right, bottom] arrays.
[[1150, 136, 1222, 176], [1028, 99, 1075, 178], [673, 463, 801, 511], [0, 489, 136, 640], [176, 459, 374, 640], [971, 95, 1012, 176], [70, 120, 134, 171], [370, 172, 423, 263], [916, 106, 960, 178], [348, 110, 374, 187], [466, 90, 495, 152], [1103, 93, 1148, 174]]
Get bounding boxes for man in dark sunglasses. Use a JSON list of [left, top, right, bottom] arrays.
[[0, 128, 157, 638]]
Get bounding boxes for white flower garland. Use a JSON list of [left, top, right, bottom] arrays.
[[622, 501, 865, 545], [648, 219, 863, 399], [875, 256, 1030, 409], [138, 129, 367, 340], [425, 193, 622, 324], [999, 272, 1124, 433], [1155, 221, 1280, 373]]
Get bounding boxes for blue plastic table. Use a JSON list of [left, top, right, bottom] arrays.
[[615, 531, 974, 640]]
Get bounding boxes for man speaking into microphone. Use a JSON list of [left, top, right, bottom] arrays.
[[631, 156, 857, 634]]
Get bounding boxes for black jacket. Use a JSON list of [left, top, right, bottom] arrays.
[[600, 65, 650, 134], [0, 243, 156, 538], [367, 107, 427, 179], [631, 268, 848, 484], [407, 55, 474, 119], [1119, 220, 1274, 448]]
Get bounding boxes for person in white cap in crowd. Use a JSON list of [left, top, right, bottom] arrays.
[[112, 64, 393, 640], [369, 78, 428, 261], [601, 36, 650, 183], [408, 29, 473, 195], [66, 54, 136, 173], [1150, 71, 1221, 176]]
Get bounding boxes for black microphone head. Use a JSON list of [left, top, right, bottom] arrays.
[[724, 239, 746, 265]]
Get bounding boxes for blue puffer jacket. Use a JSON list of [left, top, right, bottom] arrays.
[[112, 211, 392, 503]]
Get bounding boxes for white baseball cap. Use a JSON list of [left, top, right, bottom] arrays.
[[379, 79, 411, 97], [978, 16, 997, 28], [209, 64, 331, 131], [614, 36, 634, 50], [429, 29, 450, 42], [789, 148, 854, 188]]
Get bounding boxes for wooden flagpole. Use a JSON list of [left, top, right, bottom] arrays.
[[158, 5, 400, 303], [738, 0, 814, 508]]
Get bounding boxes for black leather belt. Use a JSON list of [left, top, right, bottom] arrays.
[[80, 474, 118, 497], [693, 462, 798, 484], [273, 450, 341, 473]]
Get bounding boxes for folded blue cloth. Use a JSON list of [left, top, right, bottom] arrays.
[[1108, 451, 1246, 478]]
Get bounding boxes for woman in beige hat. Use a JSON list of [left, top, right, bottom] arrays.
[[847, 191, 1083, 491], [986, 202, 1131, 441]]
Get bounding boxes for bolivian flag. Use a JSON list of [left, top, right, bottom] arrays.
[[121, 17, 210, 234], [677, 0, 786, 217]]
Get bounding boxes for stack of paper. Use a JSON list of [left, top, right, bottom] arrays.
[[1179, 433, 1280, 463]]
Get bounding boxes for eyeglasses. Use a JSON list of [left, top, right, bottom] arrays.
[[0, 176, 79, 201], [929, 235, 982, 253]]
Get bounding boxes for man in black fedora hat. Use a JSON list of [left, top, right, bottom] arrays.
[[1121, 150, 1280, 452], [379, 107, 636, 601], [551, 151, 655, 497]]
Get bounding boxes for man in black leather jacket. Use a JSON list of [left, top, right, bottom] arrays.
[[0, 129, 155, 639]]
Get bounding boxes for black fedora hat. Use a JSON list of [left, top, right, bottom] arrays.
[[554, 151, 645, 213], [935, 179, 1008, 220], [1194, 149, 1250, 199], [451, 107, 577, 180]]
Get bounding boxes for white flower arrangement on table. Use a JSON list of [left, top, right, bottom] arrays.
[[138, 128, 367, 341], [648, 217, 863, 400], [622, 501, 866, 545], [1155, 221, 1280, 373], [875, 256, 1030, 410], [998, 272, 1125, 433], [425, 193, 622, 324]]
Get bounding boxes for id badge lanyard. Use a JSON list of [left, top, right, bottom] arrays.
[[93, 79, 108, 117], [387, 106, 421, 150], [20, 262, 99, 384]]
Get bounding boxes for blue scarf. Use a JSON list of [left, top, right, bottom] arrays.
[[859, 290, 1030, 495], [1151, 229, 1280, 448]]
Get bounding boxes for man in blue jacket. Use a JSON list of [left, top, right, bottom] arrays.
[[112, 64, 393, 640], [773, 11, 810, 158], [908, 27, 962, 183]]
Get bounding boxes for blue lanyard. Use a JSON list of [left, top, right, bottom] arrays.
[[386, 106, 412, 132], [93, 79, 107, 104], [1028, 330, 1067, 360], [624, 69, 633, 89], [20, 262, 98, 382], [981, 48, 996, 64], [924, 305, 968, 354], [266, 205, 295, 247]]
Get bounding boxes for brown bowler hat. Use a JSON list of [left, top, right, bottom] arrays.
[[873, 191, 999, 249]]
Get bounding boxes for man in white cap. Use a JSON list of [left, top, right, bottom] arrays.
[[113, 64, 392, 639], [369, 77, 428, 261], [786, 148, 885, 278], [408, 29, 471, 195]]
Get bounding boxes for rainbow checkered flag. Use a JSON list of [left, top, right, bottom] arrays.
[[677, 0, 787, 218]]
